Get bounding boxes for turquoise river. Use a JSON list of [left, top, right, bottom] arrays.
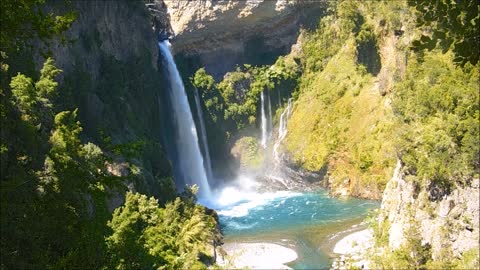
[[214, 189, 378, 269]]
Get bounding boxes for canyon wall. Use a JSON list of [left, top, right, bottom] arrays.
[[165, 0, 325, 78], [42, 0, 174, 202], [379, 161, 479, 260]]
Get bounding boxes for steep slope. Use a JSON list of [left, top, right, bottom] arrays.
[[280, 1, 479, 268], [376, 162, 479, 266], [285, 1, 404, 199], [43, 0, 173, 200]]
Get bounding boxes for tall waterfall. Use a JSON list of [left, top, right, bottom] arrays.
[[267, 90, 273, 140], [159, 41, 211, 199], [193, 87, 213, 181], [260, 90, 267, 148], [273, 98, 293, 162]]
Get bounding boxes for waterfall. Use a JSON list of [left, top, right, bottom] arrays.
[[159, 41, 211, 199], [193, 87, 213, 181], [267, 90, 273, 140], [260, 90, 267, 148], [273, 98, 293, 162]]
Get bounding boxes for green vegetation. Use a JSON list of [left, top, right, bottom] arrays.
[[192, 57, 300, 132], [409, 0, 479, 66], [394, 51, 479, 188], [367, 210, 390, 248], [231, 136, 264, 170], [2, 56, 119, 267], [452, 248, 480, 270], [286, 1, 398, 198], [1, 0, 478, 268], [372, 220, 432, 269], [283, 0, 478, 200], [106, 188, 218, 269], [0, 0, 75, 54], [190, 57, 300, 173], [290, 1, 479, 267], [1, 1, 219, 269]]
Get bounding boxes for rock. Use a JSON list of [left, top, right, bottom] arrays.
[[106, 161, 129, 177], [146, 0, 174, 39], [218, 242, 297, 269], [472, 178, 479, 189], [40, 0, 174, 209], [376, 160, 480, 260], [438, 198, 454, 217], [163, 0, 326, 77]]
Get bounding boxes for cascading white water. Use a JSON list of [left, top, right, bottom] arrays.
[[193, 87, 213, 181], [159, 41, 211, 199], [260, 90, 267, 148], [267, 89, 273, 140], [273, 98, 293, 162]]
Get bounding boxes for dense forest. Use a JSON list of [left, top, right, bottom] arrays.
[[1, 0, 478, 269], [0, 1, 218, 269]]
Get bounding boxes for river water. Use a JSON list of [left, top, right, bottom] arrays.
[[214, 189, 378, 269]]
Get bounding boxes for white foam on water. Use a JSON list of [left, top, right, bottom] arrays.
[[211, 175, 301, 218], [217, 190, 300, 218]]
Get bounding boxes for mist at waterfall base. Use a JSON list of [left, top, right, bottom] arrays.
[[159, 40, 377, 269]]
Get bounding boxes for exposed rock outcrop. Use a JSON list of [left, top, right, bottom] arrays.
[[379, 161, 479, 260], [331, 161, 479, 269], [164, 0, 325, 77], [145, 0, 174, 40]]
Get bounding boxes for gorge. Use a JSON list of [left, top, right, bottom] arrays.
[[1, 0, 478, 269]]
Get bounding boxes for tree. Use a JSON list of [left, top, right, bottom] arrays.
[[106, 189, 218, 269], [192, 68, 215, 90], [0, 0, 75, 55], [10, 57, 60, 123], [409, 0, 480, 66], [393, 51, 479, 187]]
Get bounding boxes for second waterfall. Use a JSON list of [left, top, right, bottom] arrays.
[[159, 41, 211, 200]]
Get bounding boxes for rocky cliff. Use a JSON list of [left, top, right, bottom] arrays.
[[41, 0, 173, 203], [164, 0, 325, 78], [331, 161, 479, 269], [378, 161, 479, 262]]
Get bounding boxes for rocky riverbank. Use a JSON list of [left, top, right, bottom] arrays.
[[217, 242, 298, 269], [331, 229, 373, 270]]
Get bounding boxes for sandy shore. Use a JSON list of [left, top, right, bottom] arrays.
[[217, 242, 298, 269], [331, 229, 373, 269]]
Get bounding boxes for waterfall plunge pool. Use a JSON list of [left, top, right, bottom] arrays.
[[212, 188, 378, 269], [159, 39, 377, 269]]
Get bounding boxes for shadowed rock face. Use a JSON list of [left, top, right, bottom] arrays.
[[40, 0, 174, 201], [164, 0, 326, 78], [145, 0, 174, 41]]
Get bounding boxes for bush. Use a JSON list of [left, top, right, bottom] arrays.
[[106, 190, 218, 269], [231, 136, 264, 169], [393, 51, 479, 187]]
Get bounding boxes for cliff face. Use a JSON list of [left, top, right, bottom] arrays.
[[379, 161, 479, 260], [164, 0, 325, 78], [43, 0, 173, 202]]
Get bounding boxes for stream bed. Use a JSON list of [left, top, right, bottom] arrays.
[[215, 189, 378, 269]]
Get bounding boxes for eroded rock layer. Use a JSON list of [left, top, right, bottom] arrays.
[[165, 0, 325, 77]]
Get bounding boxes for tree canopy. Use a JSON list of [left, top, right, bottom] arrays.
[[409, 0, 480, 66]]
